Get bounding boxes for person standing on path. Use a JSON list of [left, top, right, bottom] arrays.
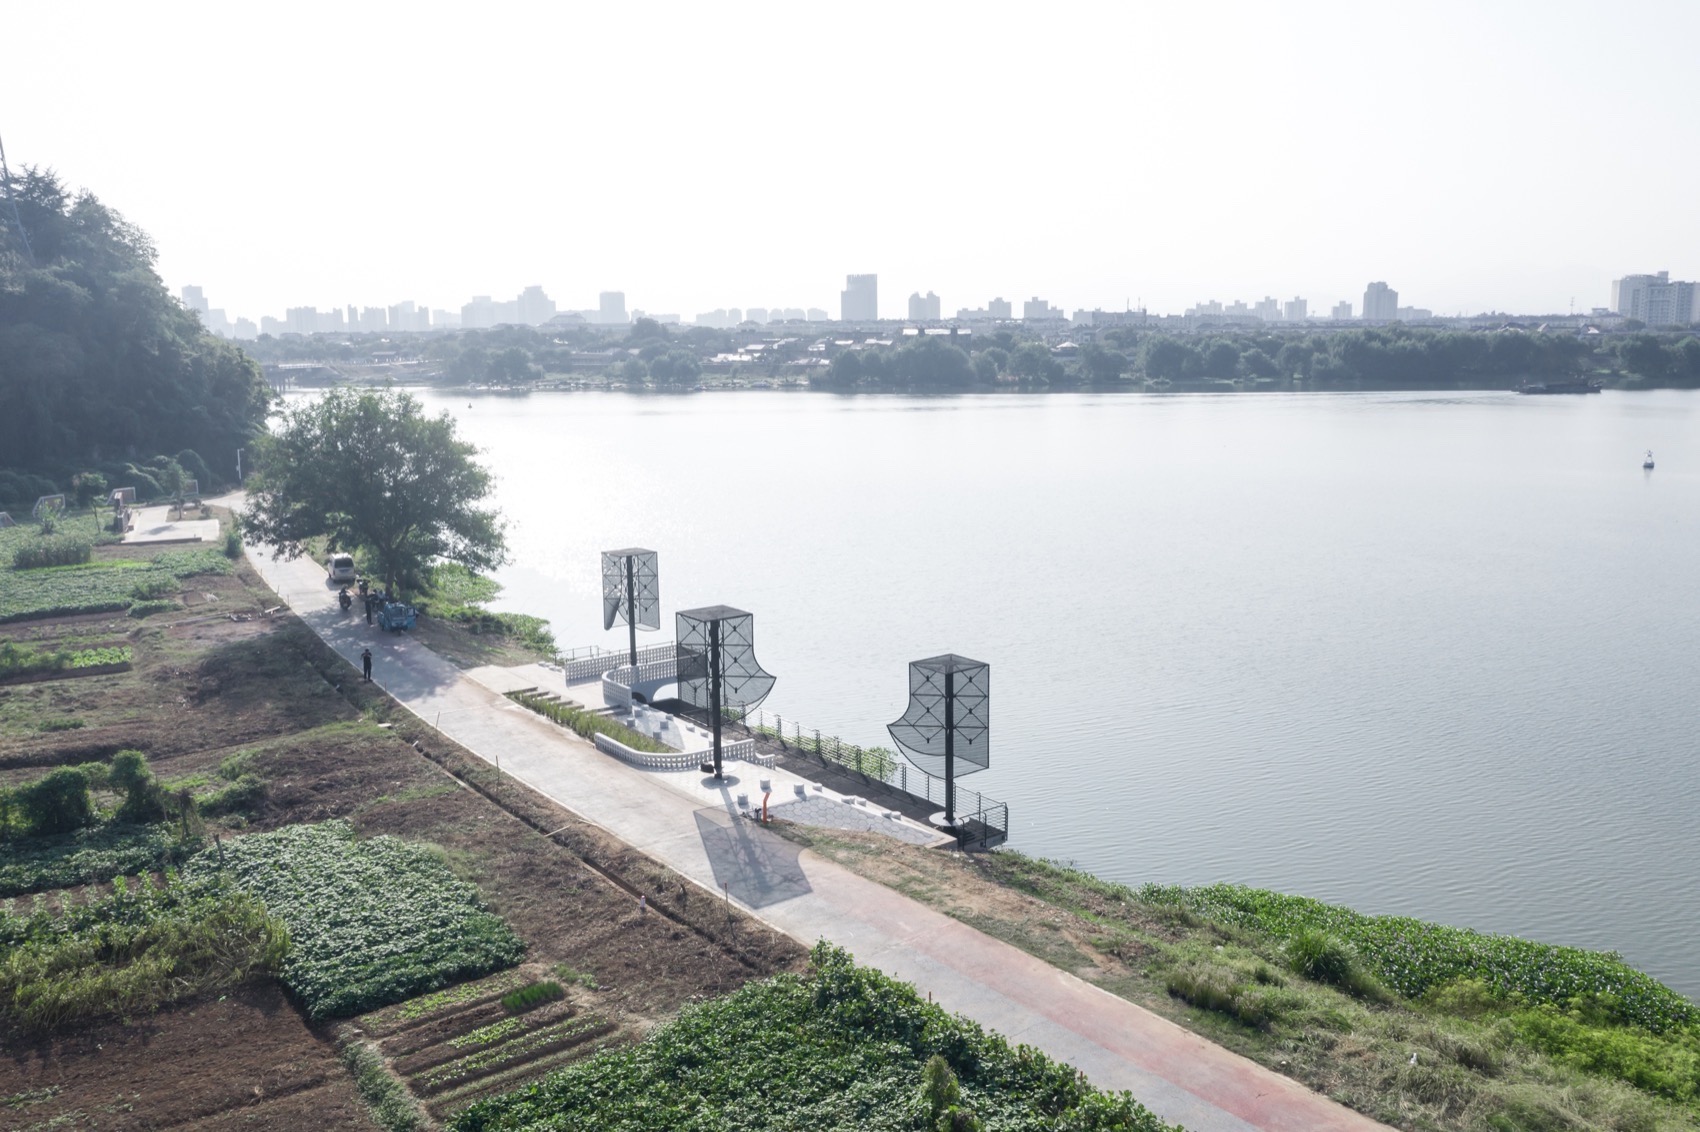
[[361, 648, 373, 682]]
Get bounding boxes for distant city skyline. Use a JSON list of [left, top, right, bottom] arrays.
[[190, 264, 1685, 341], [5, 4, 1697, 330]]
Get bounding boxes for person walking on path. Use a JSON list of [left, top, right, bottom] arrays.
[[361, 648, 373, 682]]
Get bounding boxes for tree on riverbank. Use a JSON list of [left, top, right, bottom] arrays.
[[241, 388, 506, 594]]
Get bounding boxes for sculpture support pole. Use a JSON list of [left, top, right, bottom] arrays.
[[944, 669, 955, 824], [709, 619, 723, 779], [624, 556, 638, 669]]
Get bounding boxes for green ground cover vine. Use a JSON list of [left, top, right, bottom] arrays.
[[182, 820, 523, 1020]]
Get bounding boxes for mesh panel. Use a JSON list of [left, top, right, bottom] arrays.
[[887, 654, 989, 779], [675, 606, 776, 723], [602, 548, 660, 631]]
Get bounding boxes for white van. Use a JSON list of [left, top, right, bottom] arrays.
[[326, 554, 357, 584]]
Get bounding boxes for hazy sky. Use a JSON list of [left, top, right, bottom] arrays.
[[5, 1, 1696, 322]]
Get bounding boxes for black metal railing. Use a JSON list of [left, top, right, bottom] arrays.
[[731, 707, 1008, 850]]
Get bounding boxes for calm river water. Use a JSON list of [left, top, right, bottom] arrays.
[[409, 387, 1700, 996]]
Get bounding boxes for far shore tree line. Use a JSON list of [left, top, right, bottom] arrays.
[[250, 317, 1700, 394]]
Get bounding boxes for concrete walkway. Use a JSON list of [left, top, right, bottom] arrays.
[[124, 503, 220, 544], [243, 543, 1391, 1132]]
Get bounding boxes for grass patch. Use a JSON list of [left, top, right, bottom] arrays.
[[13, 536, 92, 570], [552, 964, 599, 990], [507, 691, 670, 754], [1143, 883, 1692, 1033], [421, 564, 558, 657], [781, 838, 1695, 1132], [0, 872, 288, 1034], [182, 820, 523, 1021], [501, 980, 565, 1014], [451, 942, 1174, 1131]]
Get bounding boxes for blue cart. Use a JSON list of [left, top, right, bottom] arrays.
[[377, 601, 417, 631]]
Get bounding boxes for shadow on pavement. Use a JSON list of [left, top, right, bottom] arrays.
[[692, 807, 812, 909]]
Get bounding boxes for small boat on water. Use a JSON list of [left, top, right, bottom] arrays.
[[1644, 450, 1655, 470], [1518, 378, 1602, 394]]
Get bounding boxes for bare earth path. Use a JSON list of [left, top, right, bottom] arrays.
[[243, 538, 1391, 1132]]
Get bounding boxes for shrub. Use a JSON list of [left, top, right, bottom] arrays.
[[197, 774, 265, 817], [13, 536, 92, 569], [128, 599, 180, 618], [508, 691, 670, 753], [129, 575, 179, 601], [38, 718, 84, 733], [1286, 928, 1357, 985], [14, 767, 93, 836], [111, 750, 169, 825], [224, 528, 242, 558]]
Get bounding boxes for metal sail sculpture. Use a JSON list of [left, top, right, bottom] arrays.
[[888, 654, 989, 826], [602, 548, 659, 668], [676, 606, 775, 779]]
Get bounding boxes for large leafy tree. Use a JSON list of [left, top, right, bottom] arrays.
[[242, 388, 507, 594], [0, 166, 270, 481]]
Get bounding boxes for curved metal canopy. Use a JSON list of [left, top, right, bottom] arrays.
[[887, 653, 989, 779], [602, 548, 659, 632]]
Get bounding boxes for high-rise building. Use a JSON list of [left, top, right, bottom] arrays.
[[987, 297, 1012, 320], [361, 306, 387, 332], [841, 274, 878, 321], [1023, 297, 1059, 320], [1612, 271, 1698, 326], [1362, 282, 1399, 321], [181, 285, 208, 313], [908, 291, 941, 321], [1284, 297, 1308, 322], [1331, 300, 1353, 320], [517, 286, 556, 326], [1254, 297, 1281, 321], [233, 317, 258, 340], [599, 291, 629, 326]]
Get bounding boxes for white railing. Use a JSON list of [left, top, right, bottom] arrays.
[[563, 641, 675, 684], [592, 731, 771, 770]]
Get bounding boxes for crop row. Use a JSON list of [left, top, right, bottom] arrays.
[[449, 941, 1177, 1132], [1140, 883, 1696, 1034], [422, 1015, 612, 1094], [182, 820, 524, 1020]]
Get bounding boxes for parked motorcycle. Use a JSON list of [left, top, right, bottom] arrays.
[[338, 587, 353, 613]]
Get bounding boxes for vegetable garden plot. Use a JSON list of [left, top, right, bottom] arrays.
[[0, 549, 231, 622], [450, 942, 1176, 1132], [184, 820, 524, 1020]]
